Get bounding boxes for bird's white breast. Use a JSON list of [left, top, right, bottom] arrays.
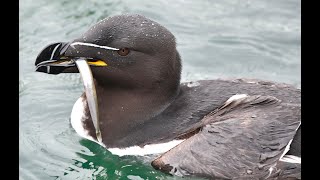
[[70, 96, 184, 156], [70, 96, 102, 145]]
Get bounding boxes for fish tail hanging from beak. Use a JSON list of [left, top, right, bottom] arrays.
[[75, 58, 103, 143]]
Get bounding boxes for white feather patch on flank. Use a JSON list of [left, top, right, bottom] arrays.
[[186, 81, 200, 87], [279, 155, 301, 164], [226, 94, 248, 104], [108, 140, 185, 156], [279, 121, 301, 160], [280, 139, 293, 159], [70, 96, 105, 147]]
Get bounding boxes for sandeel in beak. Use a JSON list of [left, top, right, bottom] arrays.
[[35, 42, 120, 143], [75, 58, 102, 143]]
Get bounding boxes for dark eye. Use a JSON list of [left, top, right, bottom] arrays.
[[117, 48, 130, 56]]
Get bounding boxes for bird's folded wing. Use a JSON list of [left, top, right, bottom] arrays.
[[152, 95, 301, 179]]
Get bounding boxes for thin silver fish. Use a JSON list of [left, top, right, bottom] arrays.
[[75, 58, 102, 143]]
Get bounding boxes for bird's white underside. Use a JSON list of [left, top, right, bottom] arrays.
[[70, 94, 300, 163], [70, 96, 184, 156]]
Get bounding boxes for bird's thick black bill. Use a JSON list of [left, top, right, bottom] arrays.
[[35, 42, 108, 74], [35, 42, 74, 74]]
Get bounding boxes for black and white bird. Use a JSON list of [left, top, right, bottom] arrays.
[[35, 14, 301, 179]]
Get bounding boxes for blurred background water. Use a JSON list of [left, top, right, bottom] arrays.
[[19, 0, 301, 179]]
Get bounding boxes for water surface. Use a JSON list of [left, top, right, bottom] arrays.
[[19, 0, 301, 179]]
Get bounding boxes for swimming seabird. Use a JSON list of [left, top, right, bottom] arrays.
[[34, 14, 301, 179]]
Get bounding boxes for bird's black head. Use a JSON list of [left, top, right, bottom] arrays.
[[35, 14, 181, 91]]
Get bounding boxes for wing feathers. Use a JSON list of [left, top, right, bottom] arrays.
[[152, 95, 301, 179]]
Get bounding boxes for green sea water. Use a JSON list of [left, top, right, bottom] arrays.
[[19, 0, 301, 179]]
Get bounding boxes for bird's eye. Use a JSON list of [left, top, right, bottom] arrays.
[[117, 48, 130, 56]]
